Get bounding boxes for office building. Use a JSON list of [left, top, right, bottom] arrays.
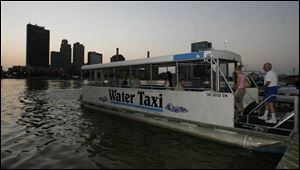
[[88, 51, 102, 65], [73, 42, 84, 66], [60, 39, 71, 68], [51, 51, 64, 68], [26, 24, 50, 67]]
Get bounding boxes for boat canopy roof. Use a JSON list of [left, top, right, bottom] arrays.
[[82, 49, 241, 70]]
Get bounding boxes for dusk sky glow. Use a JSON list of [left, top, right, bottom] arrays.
[[1, 1, 299, 74]]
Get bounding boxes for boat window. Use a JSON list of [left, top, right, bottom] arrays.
[[152, 62, 176, 88], [90, 70, 95, 81], [210, 63, 217, 91], [115, 66, 130, 87], [219, 62, 227, 92], [96, 71, 101, 80], [228, 62, 236, 89], [218, 59, 236, 92], [178, 60, 210, 91], [95, 69, 103, 83], [103, 68, 114, 86], [82, 70, 89, 80], [131, 64, 150, 87]]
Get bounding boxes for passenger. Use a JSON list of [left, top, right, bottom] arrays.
[[121, 80, 128, 86], [121, 75, 129, 86], [175, 79, 185, 91], [164, 79, 170, 87], [258, 63, 278, 124], [234, 65, 247, 116], [131, 79, 140, 87], [166, 71, 173, 87]]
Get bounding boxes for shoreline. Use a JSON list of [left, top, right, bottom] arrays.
[[1, 77, 81, 80]]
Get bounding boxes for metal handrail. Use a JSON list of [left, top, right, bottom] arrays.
[[246, 94, 293, 123], [245, 95, 299, 133], [246, 95, 275, 123], [294, 96, 299, 133], [274, 112, 295, 128]]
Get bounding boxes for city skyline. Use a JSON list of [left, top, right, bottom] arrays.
[[1, 1, 299, 74]]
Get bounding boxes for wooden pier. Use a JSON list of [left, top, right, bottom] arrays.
[[277, 132, 299, 169]]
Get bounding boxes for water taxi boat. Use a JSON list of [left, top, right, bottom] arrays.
[[81, 49, 298, 153]]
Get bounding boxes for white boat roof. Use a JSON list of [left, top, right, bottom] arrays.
[[82, 49, 241, 70]]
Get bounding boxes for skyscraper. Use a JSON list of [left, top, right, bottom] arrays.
[[26, 24, 50, 67], [73, 42, 84, 66], [88, 51, 102, 65], [60, 39, 71, 69], [51, 51, 63, 68]]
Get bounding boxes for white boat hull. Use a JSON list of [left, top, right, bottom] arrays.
[[82, 85, 235, 128]]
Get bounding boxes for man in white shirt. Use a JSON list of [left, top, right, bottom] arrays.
[[258, 63, 278, 124]]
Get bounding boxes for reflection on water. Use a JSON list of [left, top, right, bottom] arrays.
[[25, 79, 49, 90], [1, 79, 282, 168]]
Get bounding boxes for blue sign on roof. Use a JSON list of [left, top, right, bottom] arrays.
[[173, 51, 204, 61]]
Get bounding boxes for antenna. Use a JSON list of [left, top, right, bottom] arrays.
[[293, 67, 295, 74], [195, 23, 198, 42], [224, 40, 228, 50]]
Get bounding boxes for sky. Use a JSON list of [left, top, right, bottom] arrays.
[[1, 1, 299, 74]]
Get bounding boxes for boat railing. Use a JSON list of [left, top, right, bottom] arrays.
[[245, 94, 299, 134]]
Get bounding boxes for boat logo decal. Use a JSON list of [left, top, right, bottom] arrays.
[[165, 103, 188, 113], [99, 96, 107, 102]]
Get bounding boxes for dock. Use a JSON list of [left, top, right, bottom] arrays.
[[277, 132, 299, 169]]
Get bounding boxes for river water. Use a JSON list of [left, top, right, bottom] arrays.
[[1, 79, 283, 169]]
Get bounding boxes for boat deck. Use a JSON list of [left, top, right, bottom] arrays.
[[235, 112, 294, 136]]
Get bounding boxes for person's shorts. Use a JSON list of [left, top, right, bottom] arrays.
[[264, 86, 278, 103]]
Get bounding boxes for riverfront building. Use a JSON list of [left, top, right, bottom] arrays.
[[88, 51, 102, 65], [73, 42, 85, 75], [26, 24, 50, 67], [60, 39, 71, 71], [73, 42, 84, 66], [51, 51, 64, 68]]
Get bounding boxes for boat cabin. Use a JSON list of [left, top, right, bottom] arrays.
[[81, 49, 241, 93]]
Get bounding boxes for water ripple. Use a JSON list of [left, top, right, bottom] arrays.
[[1, 79, 282, 168]]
